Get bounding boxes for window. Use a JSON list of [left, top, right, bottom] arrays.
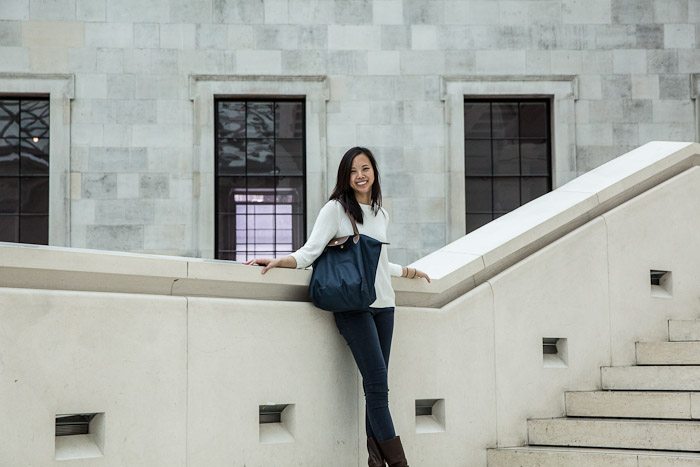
[[215, 98, 306, 261], [0, 97, 49, 244], [464, 99, 552, 233]]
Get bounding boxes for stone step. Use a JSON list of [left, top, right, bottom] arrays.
[[528, 417, 700, 452], [637, 341, 700, 365], [670, 320, 700, 342], [488, 446, 700, 467], [565, 390, 700, 419], [602, 365, 700, 390]]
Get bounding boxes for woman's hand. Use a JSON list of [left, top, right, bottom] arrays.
[[244, 255, 297, 274], [402, 266, 431, 283]]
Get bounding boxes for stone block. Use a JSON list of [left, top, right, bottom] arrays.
[[22, 20, 83, 47], [403, 0, 444, 24], [665, 24, 696, 49], [195, 23, 227, 49], [381, 25, 410, 50], [103, 124, 130, 146], [281, 50, 326, 74], [95, 48, 124, 73], [107, 73, 135, 99], [647, 50, 679, 74], [213, 0, 264, 23], [134, 74, 181, 99], [612, 123, 639, 146], [445, 50, 476, 74], [29, 0, 75, 20], [525, 50, 551, 73], [638, 122, 695, 141], [76, 73, 107, 99], [227, 24, 255, 48], [631, 75, 659, 99], [134, 23, 159, 48], [620, 99, 652, 123], [692, 0, 700, 22], [85, 22, 133, 48], [287, 0, 333, 24], [298, 25, 327, 49], [169, 0, 211, 23], [365, 50, 399, 75], [475, 50, 526, 74], [107, 0, 167, 22], [563, 0, 611, 24], [86, 224, 144, 250], [89, 147, 147, 172], [612, 0, 653, 23], [678, 49, 700, 73], [116, 100, 157, 125], [71, 123, 103, 145], [635, 24, 664, 48], [76, 0, 104, 21], [653, 0, 688, 23], [652, 100, 695, 123], [328, 25, 380, 50], [124, 49, 178, 74], [373, 0, 403, 24], [144, 224, 185, 250], [31, 46, 70, 72], [0, 20, 20, 46], [477, 25, 530, 49], [550, 50, 582, 73], [0, 0, 29, 20], [334, 0, 372, 24], [117, 173, 140, 199], [411, 25, 438, 49], [659, 74, 690, 99], [254, 25, 298, 49], [160, 23, 196, 49], [578, 75, 602, 100], [578, 124, 613, 146], [400, 50, 444, 75], [82, 173, 117, 199], [140, 174, 169, 199], [601, 75, 632, 99], [436, 25, 475, 50], [235, 49, 281, 74], [613, 49, 646, 74], [263, 0, 288, 24], [132, 124, 189, 148], [94, 199, 155, 225], [68, 48, 96, 71], [588, 99, 623, 123], [327, 50, 367, 74], [594, 25, 636, 49], [72, 99, 116, 124]]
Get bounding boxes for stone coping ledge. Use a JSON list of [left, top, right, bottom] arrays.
[[0, 141, 697, 308]]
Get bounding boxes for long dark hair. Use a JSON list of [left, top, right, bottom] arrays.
[[329, 146, 382, 224]]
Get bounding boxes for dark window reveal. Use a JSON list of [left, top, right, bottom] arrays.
[[215, 98, 306, 261], [0, 97, 49, 244], [464, 99, 552, 233]]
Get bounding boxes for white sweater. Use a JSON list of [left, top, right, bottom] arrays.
[[290, 200, 403, 308]]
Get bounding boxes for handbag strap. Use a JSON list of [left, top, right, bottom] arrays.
[[348, 212, 360, 244]]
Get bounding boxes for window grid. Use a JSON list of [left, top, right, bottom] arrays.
[[464, 98, 552, 233], [214, 98, 306, 261], [0, 97, 49, 245]]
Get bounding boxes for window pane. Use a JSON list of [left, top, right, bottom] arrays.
[[217, 101, 245, 139], [247, 102, 274, 138], [520, 102, 548, 138], [464, 140, 491, 176], [0, 177, 19, 213], [246, 176, 275, 199], [275, 139, 303, 176], [20, 177, 48, 213], [492, 103, 518, 138], [246, 138, 274, 175], [521, 177, 549, 204], [0, 137, 19, 176], [19, 214, 48, 245], [466, 213, 492, 233], [0, 100, 19, 138], [493, 177, 520, 212], [217, 214, 237, 252], [464, 102, 490, 139], [275, 102, 304, 138], [521, 140, 548, 176], [0, 215, 18, 242], [217, 176, 245, 213], [217, 138, 245, 175], [465, 177, 491, 212], [20, 100, 49, 139], [276, 176, 304, 214], [20, 137, 49, 175], [493, 139, 519, 176]]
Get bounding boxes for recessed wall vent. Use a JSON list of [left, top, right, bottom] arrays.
[[415, 399, 445, 434], [55, 412, 105, 461], [543, 337, 568, 368], [650, 270, 672, 298], [259, 404, 295, 444]]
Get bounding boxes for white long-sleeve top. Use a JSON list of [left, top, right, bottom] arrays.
[[291, 200, 403, 308]]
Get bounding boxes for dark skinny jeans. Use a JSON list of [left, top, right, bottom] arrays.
[[334, 307, 396, 442]]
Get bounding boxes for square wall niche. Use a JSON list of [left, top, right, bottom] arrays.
[[259, 404, 295, 444], [55, 412, 105, 461], [415, 399, 445, 434]]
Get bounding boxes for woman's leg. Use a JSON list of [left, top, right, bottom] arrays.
[[334, 309, 396, 442], [365, 308, 394, 439]]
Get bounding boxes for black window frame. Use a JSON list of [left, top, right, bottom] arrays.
[[464, 97, 553, 234], [214, 96, 307, 261]]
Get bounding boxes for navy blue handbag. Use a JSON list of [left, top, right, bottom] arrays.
[[309, 214, 384, 312]]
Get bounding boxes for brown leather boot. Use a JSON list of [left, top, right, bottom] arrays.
[[377, 436, 408, 467], [367, 437, 386, 467]]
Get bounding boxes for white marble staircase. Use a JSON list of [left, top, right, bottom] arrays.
[[488, 319, 700, 466]]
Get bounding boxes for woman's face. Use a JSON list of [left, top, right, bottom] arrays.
[[349, 153, 374, 201]]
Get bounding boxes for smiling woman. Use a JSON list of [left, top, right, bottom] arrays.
[[246, 146, 429, 467]]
